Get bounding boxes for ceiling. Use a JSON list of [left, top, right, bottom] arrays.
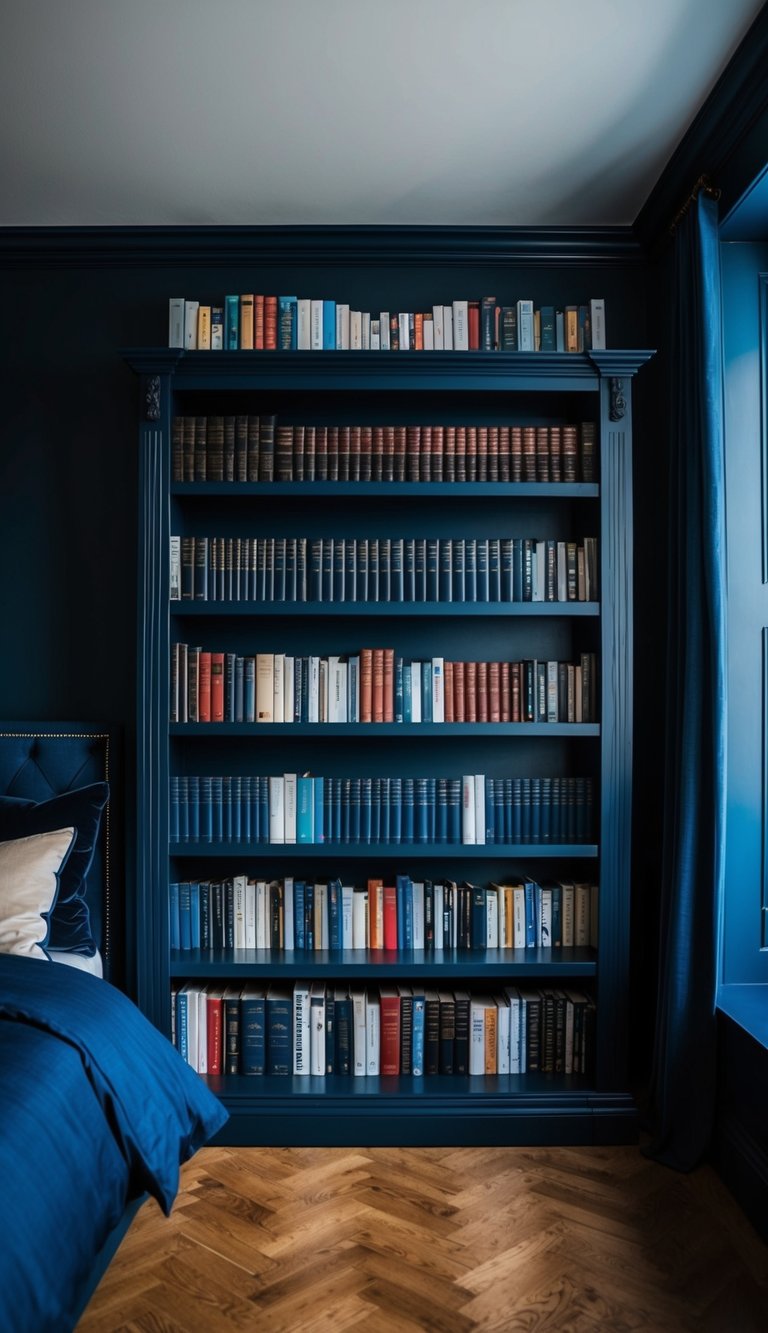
[[0, 0, 764, 228]]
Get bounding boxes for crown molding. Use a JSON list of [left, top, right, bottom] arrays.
[[0, 224, 643, 269]]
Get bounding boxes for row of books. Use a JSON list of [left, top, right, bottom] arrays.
[[169, 773, 595, 847], [172, 980, 596, 1078], [170, 535, 600, 605], [170, 874, 598, 954], [172, 645, 597, 726], [172, 416, 597, 485], [169, 295, 607, 353]]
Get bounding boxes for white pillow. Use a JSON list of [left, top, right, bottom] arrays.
[[49, 947, 104, 978], [0, 826, 76, 959]]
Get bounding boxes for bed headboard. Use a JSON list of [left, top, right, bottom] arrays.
[[0, 722, 122, 981]]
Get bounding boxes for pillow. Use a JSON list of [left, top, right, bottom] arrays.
[[0, 783, 108, 956], [49, 948, 104, 977], [0, 827, 76, 958]]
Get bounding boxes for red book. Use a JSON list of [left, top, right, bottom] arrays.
[[414, 312, 424, 351], [476, 661, 488, 722], [372, 648, 385, 723], [383, 886, 398, 950], [444, 661, 454, 722], [477, 426, 488, 482], [360, 648, 373, 723], [489, 662, 501, 722], [500, 661, 511, 722], [198, 651, 212, 722], [210, 652, 224, 722], [468, 299, 480, 350], [454, 661, 466, 722], [206, 989, 223, 1076], [264, 296, 278, 350], [254, 295, 264, 350], [465, 660, 477, 723], [383, 648, 394, 723], [379, 985, 401, 1075], [420, 424, 432, 482]]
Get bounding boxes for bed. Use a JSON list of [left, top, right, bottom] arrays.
[[0, 722, 228, 1332]]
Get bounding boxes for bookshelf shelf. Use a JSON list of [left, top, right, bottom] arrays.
[[134, 336, 650, 1147]]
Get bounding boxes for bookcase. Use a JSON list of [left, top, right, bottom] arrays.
[[129, 345, 652, 1146]]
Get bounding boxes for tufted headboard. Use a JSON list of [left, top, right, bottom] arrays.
[[0, 722, 122, 980]]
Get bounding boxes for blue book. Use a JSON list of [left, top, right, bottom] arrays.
[[222, 775, 233, 842], [524, 881, 537, 947], [421, 662, 432, 723], [426, 539, 439, 601], [436, 778, 448, 844], [333, 539, 345, 601], [394, 657, 404, 723], [415, 539, 427, 602], [240, 985, 266, 1075], [391, 539, 404, 601], [334, 991, 353, 1075], [273, 538, 286, 602], [371, 777, 382, 843], [521, 777, 532, 842], [169, 775, 180, 842], [390, 777, 402, 844], [323, 300, 337, 349], [314, 776, 325, 843], [175, 989, 189, 1062], [278, 296, 298, 350], [241, 775, 251, 843], [378, 538, 391, 602], [234, 656, 244, 723], [328, 878, 342, 949], [361, 776, 372, 844], [411, 994, 425, 1076], [439, 541, 452, 602], [344, 542, 357, 603], [379, 777, 390, 844], [488, 539, 501, 601], [294, 881, 306, 950], [448, 778, 462, 843], [225, 295, 239, 349], [297, 776, 314, 843], [402, 777, 415, 843], [285, 538, 297, 602], [403, 662, 412, 722], [178, 881, 192, 950], [259, 775, 270, 843], [403, 878, 414, 949], [511, 538, 523, 601], [356, 539, 369, 602], [368, 539, 380, 602], [427, 777, 437, 841], [396, 875, 408, 951], [415, 777, 429, 843], [266, 987, 293, 1074], [310, 538, 323, 601], [464, 539, 477, 601], [231, 776, 242, 842], [485, 777, 495, 844], [470, 882, 486, 949], [323, 779, 332, 843], [341, 777, 351, 844], [197, 776, 211, 843], [169, 883, 180, 951], [452, 539, 465, 601], [198, 882, 211, 950], [404, 539, 416, 602], [476, 540, 490, 601], [350, 777, 361, 844], [333, 776, 343, 844], [539, 305, 556, 351], [322, 538, 334, 602], [304, 883, 315, 951]]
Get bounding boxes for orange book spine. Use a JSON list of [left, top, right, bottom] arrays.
[[198, 651, 212, 722], [383, 885, 398, 950], [484, 1005, 497, 1074], [207, 996, 222, 1076], [210, 652, 224, 722], [360, 648, 373, 723], [254, 294, 264, 350], [264, 296, 278, 350], [414, 312, 423, 350], [368, 879, 384, 949], [372, 648, 385, 723], [444, 661, 454, 722]]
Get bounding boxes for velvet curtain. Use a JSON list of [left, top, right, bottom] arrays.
[[646, 192, 727, 1171]]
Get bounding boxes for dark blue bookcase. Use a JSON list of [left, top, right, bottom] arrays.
[[129, 345, 652, 1145]]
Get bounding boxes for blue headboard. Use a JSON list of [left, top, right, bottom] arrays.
[[0, 722, 121, 978]]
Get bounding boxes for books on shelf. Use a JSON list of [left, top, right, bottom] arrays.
[[169, 535, 599, 605], [171, 645, 597, 726], [171, 416, 597, 484], [168, 772, 595, 847], [172, 979, 596, 1078], [169, 874, 598, 955], [168, 295, 607, 353]]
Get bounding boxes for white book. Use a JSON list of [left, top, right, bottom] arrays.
[[310, 983, 326, 1075], [352, 889, 368, 949], [319, 658, 328, 723], [245, 879, 256, 949], [452, 300, 469, 351], [336, 304, 350, 349], [540, 886, 552, 948], [432, 657, 444, 723], [495, 885, 507, 948], [469, 997, 486, 1074], [486, 890, 498, 948], [341, 884, 354, 949], [194, 990, 206, 1074], [283, 773, 297, 845], [269, 776, 285, 844], [308, 655, 320, 722], [351, 986, 367, 1075], [184, 300, 199, 350], [423, 318, 434, 350], [328, 657, 348, 723], [350, 310, 362, 349], [169, 535, 181, 600], [513, 885, 527, 949], [412, 881, 425, 950], [589, 298, 606, 350], [433, 882, 444, 950], [283, 655, 294, 724], [443, 306, 454, 350], [462, 775, 476, 844], [410, 663, 422, 723], [506, 987, 522, 1073], [183, 983, 199, 1071], [361, 311, 371, 350], [399, 312, 410, 349], [496, 993, 510, 1074], [379, 312, 390, 350], [557, 541, 567, 601], [474, 774, 485, 846], [273, 653, 285, 723], [256, 881, 268, 949], [560, 881, 575, 947], [233, 874, 248, 949], [517, 299, 535, 351], [256, 653, 274, 723], [432, 304, 444, 349], [297, 298, 312, 350], [293, 980, 311, 1075], [366, 993, 380, 1075], [283, 876, 294, 952], [574, 882, 590, 945], [168, 297, 185, 348], [533, 541, 546, 602], [310, 299, 324, 350], [370, 319, 380, 351]]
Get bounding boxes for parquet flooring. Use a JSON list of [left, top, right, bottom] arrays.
[[78, 1145, 768, 1332]]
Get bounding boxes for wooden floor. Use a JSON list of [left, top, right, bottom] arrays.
[[79, 1145, 768, 1332]]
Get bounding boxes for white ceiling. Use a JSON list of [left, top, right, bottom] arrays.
[[0, 0, 764, 227]]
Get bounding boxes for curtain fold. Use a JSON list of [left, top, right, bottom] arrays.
[[646, 192, 727, 1171]]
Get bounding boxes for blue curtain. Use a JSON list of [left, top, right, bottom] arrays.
[[646, 192, 727, 1171]]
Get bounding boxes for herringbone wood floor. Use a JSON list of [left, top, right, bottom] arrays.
[[78, 1146, 768, 1332]]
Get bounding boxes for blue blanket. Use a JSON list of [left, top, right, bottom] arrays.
[[0, 954, 227, 1331]]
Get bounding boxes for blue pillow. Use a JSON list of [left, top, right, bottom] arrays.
[[0, 784, 109, 956]]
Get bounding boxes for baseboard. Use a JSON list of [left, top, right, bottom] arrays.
[[713, 1109, 768, 1243]]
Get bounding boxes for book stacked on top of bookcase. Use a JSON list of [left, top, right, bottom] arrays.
[[168, 294, 607, 352]]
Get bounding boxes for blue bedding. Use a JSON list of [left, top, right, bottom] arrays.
[[0, 953, 227, 1332]]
